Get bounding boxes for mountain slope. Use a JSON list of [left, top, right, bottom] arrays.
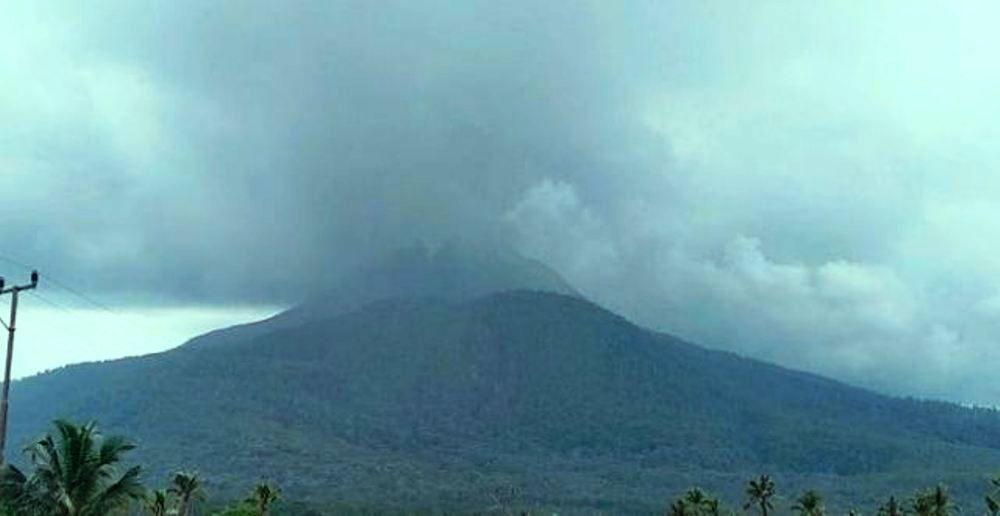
[[7, 252, 1000, 512], [182, 242, 578, 350]]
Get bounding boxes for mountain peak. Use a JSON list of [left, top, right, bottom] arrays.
[[287, 241, 579, 322], [181, 242, 580, 349]]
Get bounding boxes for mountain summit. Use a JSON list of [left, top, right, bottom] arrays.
[[291, 241, 579, 319], [186, 242, 578, 349], [8, 248, 1000, 512]]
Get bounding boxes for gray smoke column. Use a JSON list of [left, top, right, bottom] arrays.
[[4, 1, 1000, 403], [0, 1, 652, 302]]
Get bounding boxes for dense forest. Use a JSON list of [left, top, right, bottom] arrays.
[[9, 290, 1000, 512], [2, 419, 997, 515]]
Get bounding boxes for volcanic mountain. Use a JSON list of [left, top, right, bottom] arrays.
[[8, 245, 1000, 513]]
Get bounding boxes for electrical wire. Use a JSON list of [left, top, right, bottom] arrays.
[[27, 291, 73, 313], [0, 253, 116, 314]]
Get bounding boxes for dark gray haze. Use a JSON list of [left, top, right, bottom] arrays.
[[4, 1, 1000, 403], [3, 1, 653, 302]]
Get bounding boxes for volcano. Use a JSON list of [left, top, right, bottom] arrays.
[[8, 245, 1000, 513]]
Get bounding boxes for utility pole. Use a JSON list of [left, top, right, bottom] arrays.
[[0, 270, 37, 463]]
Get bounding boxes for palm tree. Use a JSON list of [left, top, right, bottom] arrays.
[[877, 496, 904, 516], [245, 483, 280, 516], [912, 485, 953, 516], [704, 497, 723, 516], [987, 473, 1000, 516], [744, 475, 776, 516], [669, 499, 692, 516], [0, 419, 144, 515], [668, 488, 723, 516], [791, 490, 824, 516], [169, 471, 203, 516], [145, 489, 168, 516], [684, 488, 709, 506]]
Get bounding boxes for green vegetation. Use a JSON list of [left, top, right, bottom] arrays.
[[211, 482, 282, 516], [6, 419, 1000, 515], [878, 496, 905, 516], [248, 483, 281, 515], [668, 488, 723, 516], [744, 475, 776, 516], [145, 489, 168, 516], [791, 490, 824, 516], [0, 419, 143, 515], [911, 485, 953, 516], [9, 290, 1000, 511], [0, 420, 284, 515], [171, 471, 205, 516], [987, 473, 1000, 516], [667, 477, 978, 516]]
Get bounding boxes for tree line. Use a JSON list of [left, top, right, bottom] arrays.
[[0, 420, 280, 515], [668, 473, 1000, 516], [5, 419, 1000, 515]]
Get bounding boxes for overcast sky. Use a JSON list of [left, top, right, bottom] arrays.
[[3, 1, 1000, 404]]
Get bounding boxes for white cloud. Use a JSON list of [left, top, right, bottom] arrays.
[[505, 180, 619, 281], [507, 177, 1000, 403]]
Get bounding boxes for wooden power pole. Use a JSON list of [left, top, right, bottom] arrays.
[[0, 270, 37, 463]]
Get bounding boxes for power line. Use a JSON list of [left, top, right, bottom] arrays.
[[34, 274, 115, 314], [0, 254, 31, 272], [27, 290, 72, 313], [0, 253, 115, 314]]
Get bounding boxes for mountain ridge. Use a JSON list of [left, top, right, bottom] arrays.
[[6, 250, 1000, 512]]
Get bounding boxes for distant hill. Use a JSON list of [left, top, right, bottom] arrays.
[[7, 247, 1000, 513]]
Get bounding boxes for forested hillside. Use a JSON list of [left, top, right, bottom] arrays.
[[9, 287, 1000, 512]]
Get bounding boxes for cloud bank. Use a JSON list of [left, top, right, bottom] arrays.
[[4, 1, 1000, 403]]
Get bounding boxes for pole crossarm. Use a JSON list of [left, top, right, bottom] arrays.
[[0, 281, 38, 296]]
